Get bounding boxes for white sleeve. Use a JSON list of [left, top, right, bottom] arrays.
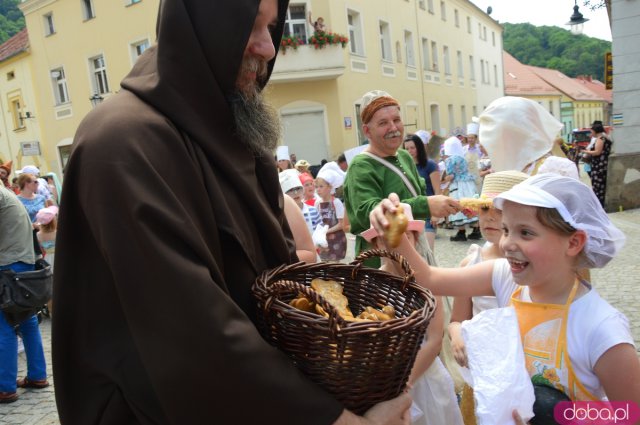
[[587, 310, 635, 369], [333, 198, 344, 219], [491, 258, 517, 307]]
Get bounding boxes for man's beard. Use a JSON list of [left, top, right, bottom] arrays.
[[230, 87, 281, 158]]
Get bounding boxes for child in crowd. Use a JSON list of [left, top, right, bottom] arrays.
[[361, 204, 463, 425], [447, 171, 529, 425], [442, 137, 481, 241], [315, 168, 346, 261], [35, 206, 59, 268], [370, 174, 639, 404], [448, 171, 529, 368]]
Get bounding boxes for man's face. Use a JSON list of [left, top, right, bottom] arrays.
[[467, 134, 477, 146], [235, 0, 278, 98], [363, 105, 404, 157]]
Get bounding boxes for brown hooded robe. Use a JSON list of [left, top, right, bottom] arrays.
[[52, 0, 343, 423]]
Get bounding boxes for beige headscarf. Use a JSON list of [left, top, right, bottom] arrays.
[[479, 96, 562, 174]]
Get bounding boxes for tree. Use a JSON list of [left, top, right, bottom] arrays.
[[503, 22, 611, 81], [0, 0, 25, 44]]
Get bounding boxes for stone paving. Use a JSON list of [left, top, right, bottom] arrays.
[[1, 208, 639, 424]]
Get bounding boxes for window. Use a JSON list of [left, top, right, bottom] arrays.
[[448, 104, 454, 134], [454, 10, 459, 27], [421, 38, 430, 71], [430, 41, 438, 71], [6, 71, 15, 80], [461, 105, 467, 126], [467, 17, 471, 34], [10, 98, 25, 130], [483, 26, 487, 41], [494, 64, 498, 87], [440, 1, 446, 21], [443, 45, 451, 75], [480, 59, 485, 83], [469, 55, 475, 81], [418, 0, 425, 10], [492, 31, 496, 46], [427, 0, 434, 14], [90, 55, 110, 95], [478, 23, 482, 39], [130, 39, 150, 63], [82, 0, 95, 20], [284, 3, 308, 43], [456, 50, 463, 78], [51, 68, 69, 105], [347, 10, 364, 56], [430, 104, 440, 134], [43, 13, 55, 36], [379, 21, 392, 62], [404, 31, 415, 67]]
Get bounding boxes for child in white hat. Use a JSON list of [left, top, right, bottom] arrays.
[[370, 174, 637, 406], [315, 167, 346, 261]]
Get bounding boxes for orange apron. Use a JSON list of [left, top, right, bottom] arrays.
[[511, 281, 598, 401]]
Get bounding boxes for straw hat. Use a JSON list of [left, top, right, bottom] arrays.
[[481, 170, 530, 199]]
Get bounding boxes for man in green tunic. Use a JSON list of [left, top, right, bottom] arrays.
[[344, 91, 459, 265]]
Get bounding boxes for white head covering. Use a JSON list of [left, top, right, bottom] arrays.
[[537, 157, 580, 180], [278, 169, 302, 194], [317, 162, 346, 194], [276, 146, 290, 162], [494, 174, 625, 268], [466, 122, 479, 136], [21, 165, 40, 176], [479, 97, 563, 173], [415, 130, 430, 144], [443, 136, 464, 157], [360, 90, 393, 111]]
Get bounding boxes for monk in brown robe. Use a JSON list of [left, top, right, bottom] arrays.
[[52, 0, 410, 424]]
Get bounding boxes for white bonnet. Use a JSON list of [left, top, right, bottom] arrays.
[[443, 136, 464, 157], [537, 156, 580, 180], [479, 97, 562, 173], [317, 162, 346, 193], [494, 173, 625, 268]]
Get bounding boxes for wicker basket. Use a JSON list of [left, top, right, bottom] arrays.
[[252, 249, 436, 415]]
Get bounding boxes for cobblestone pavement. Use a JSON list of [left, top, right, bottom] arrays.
[[1, 208, 639, 424]]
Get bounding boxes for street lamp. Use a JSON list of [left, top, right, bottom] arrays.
[[89, 93, 104, 108], [566, 0, 589, 35]]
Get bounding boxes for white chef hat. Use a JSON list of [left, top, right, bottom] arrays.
[[466, 122, 479, 136], [443, 136, 464, 157], [494, 173, 625, 268], [276, 146, 290, 162], [316, 163, 345, 194]]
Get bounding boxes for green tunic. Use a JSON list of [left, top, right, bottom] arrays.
[[344, 149, 430, 266]]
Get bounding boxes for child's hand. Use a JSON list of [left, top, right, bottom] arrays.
[[369, 194, 401, 239]]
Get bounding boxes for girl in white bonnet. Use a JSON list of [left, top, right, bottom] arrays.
[[315, 164, 347, 261], [371, 174, 639, 409]]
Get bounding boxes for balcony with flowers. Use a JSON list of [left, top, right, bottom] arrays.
[[271, 31, 349, 84]]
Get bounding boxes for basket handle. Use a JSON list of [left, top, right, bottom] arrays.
[[262, 279, 347, 339], [350, 249, 415, 291]]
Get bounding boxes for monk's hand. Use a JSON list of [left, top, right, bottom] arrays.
[[369, 193, 401, 238], [427, 195, 460, 218]]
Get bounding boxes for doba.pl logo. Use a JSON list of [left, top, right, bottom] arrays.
[[554, 401, 640, 425]]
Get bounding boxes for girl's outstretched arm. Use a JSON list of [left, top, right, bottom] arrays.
[[370, 195, 495, 298]]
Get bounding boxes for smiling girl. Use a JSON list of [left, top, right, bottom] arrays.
[[370, 173, 640, 404]]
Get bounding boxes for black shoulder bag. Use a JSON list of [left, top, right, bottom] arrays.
[[0, 260, 53, 326]]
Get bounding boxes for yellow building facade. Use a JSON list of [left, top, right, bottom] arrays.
[[0, 29, 44, 171], [270, 0, 504, 163], [18, 0, 158, 176], [14, 0, 503, 174]]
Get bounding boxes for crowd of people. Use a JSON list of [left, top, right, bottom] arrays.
[[0, 0, 630, 424]]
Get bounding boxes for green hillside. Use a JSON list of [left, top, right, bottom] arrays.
[[0, 0, 25, 44], [503, 22, 611, 81]]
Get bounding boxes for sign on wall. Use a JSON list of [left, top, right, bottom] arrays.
[[20, 141, 41, 156]]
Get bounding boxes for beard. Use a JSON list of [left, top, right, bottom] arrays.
[[229, 86, 281, 158]]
